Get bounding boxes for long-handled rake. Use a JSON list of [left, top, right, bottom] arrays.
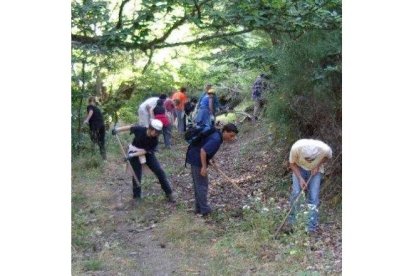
[[114, 132, 141, 189], [274, 175, 313, 239], [210, 162, 247, 195]]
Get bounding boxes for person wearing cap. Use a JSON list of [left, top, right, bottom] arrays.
[[251, 73, 268, 122], [112, 119, 177, 203], [186, 123, 239, 217], [137, 94, 167, 127], [286, 139, 332, 235], [197, 84, 220, 122], [195, 88, 215, 126], [83, 96, 106, 160]]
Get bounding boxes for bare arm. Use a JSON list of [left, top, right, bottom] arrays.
[[128, 148, 147, 157], [209, 97, 214, 114], [114, 125, 132, 133], [311, 156, 329, 175], [200, 148, 208, 177], [289, 162, 307, 190], [83, 110, 93, 124], [149, 106, 155, 119]]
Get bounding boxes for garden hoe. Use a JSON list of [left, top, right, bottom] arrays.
[[274, 175, 313, 239], [114, 132, 142, 191], [210, 162, 247, 195]]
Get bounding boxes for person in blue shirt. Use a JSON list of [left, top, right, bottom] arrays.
[[195, 88, 216, 126], [197, 84, 220, 123], [185, 123, 239, 216]]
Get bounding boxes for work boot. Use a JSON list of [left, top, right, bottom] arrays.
[[167, 192, 177, 203]]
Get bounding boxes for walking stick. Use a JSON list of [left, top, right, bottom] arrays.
[[274, 175, 313, 239], [210, 163, 247, 195], [114, 132, 141, 188]]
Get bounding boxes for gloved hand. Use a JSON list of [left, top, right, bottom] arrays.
[[112, 128, 118, 135]]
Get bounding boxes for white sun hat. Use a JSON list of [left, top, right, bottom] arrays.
[[150, 119, 163, 131]]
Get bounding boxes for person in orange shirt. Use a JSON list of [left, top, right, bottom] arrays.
[[172, 87, 188, 133]]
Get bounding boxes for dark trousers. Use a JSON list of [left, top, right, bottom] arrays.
[[129, 153, 173, 198], [162, 125, 172, 148], [190, 165, 212, 215], [90, 125, 106, 160]]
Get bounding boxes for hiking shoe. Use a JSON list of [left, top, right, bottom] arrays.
[[201, 211, 211, 218], [167, 192, 177, 203]]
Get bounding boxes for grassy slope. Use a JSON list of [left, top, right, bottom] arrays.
[[72, 120, 341, 275]]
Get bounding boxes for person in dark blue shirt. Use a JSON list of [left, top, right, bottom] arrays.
[[112, 119, 177, 203], [186, 123, 239, 216]]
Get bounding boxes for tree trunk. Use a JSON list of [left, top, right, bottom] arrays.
[[95, 67, 102, 96], [76, 58, 87, 153]]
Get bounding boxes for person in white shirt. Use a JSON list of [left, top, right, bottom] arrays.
[[137, 95, 167, 127], [286, 139, 332, 235]]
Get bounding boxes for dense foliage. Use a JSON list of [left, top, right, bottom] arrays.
[[71, 0, 341, 201]]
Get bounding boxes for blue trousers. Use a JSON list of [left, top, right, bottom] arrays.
[[129, 153, 172, 198], [176, 110, 185, 133], [288, 167, 323, 232], [190, 165, 212, 215]]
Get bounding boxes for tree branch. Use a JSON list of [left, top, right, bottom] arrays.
[[152, 28, 252, 49], [142, 47, 154, 74], [116, 0, 131, 29]]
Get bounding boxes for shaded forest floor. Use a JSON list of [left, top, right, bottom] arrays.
[[72, 120, 341, 275]]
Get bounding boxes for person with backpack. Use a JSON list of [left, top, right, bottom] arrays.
[[284, 139, 332, 236], [185, 123, 239, 217], [83, 96, 106, 160], [251, 73, 269, 122], [196, 84, 220, 124], [184, 97, 198, 130], [152, 98, 172, 149], [111, 119, 177, 203], [195, 88, 215, 126]]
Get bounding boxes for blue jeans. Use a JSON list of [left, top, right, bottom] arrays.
[[190, 165, 212, 215], [129, 153, 173, 198], [288, 167, 323, 232], [176, 110, 185, 133]]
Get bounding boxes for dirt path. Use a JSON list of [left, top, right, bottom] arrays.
[[72, 122, 342, 275]]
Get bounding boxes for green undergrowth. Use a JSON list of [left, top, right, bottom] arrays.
[[72, 122, 341, 274]]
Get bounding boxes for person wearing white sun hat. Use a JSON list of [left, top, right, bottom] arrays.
[[112, 119, 177, 203]]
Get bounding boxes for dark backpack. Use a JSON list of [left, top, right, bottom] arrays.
[[184, 102, 195, 115], [184, 124, 216, 145], [184, 124, 217, 167]]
